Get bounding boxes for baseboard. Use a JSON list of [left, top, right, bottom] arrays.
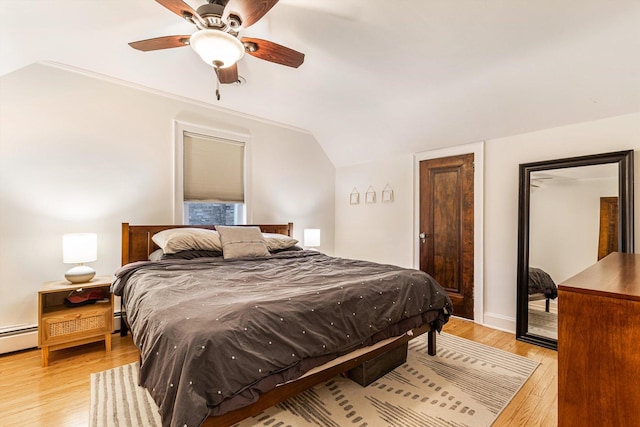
[[0, 327, 38, 354], [450, 312, 516, 334], [482, 312, 516, 334], [0, 313, 123, 355]]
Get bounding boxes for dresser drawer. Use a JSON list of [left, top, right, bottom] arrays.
[[41, 302, 112, 345]]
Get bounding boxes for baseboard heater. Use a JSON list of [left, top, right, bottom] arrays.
[[0, 311, 125, 355], [0, 324, 38, 337]]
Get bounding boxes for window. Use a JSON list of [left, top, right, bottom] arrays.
[[175, 124, 248, 225], [183, 202, 244, 225]]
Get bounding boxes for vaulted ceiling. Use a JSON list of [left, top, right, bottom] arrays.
[[2, 0, 639, 167]]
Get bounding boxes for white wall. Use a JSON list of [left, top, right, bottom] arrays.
[[0, 63, 335, 347], [335, 156, 414, 268], [484, 112, 639, 331], [336, 112, 640, 332], [530, 173, 618, 284]]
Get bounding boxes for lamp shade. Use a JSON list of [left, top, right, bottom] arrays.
[[63, 233, 97, 264], [190, 29, 245, 68], [303, 229, 321, 248]]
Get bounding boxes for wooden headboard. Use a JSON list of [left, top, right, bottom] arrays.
[[121, 222, 294, 265]]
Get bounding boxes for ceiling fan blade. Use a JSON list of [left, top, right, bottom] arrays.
[[129, 35, 191, 52], [222, 0, 279, 29], [241, 37, 305, 68], [215, 64, 239, 84], [155, 0, 200, 20]]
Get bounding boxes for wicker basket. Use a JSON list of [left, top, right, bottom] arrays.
[[49, 314, 105, 337]]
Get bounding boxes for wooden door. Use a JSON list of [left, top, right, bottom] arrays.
[[419, 154, 474, 319], [598, 196, 618, 260]]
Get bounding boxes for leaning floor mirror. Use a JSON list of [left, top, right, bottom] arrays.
[[516, 150, 634, 350]]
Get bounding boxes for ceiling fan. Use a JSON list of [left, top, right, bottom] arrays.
[[129, 0, 305, 97]]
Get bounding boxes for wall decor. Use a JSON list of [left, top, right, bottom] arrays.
[[350, 187, 360, 205], [382, 184, 394, 203], [365, 186, 376, 204]]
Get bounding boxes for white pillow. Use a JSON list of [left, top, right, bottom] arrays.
[[262, 233, 299, 251], [217, 226, 270, 259], [152, 228, 222, 254]]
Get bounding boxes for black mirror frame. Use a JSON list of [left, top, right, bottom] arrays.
[[516, 150, 634, 350]]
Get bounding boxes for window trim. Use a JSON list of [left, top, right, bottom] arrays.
[[173, 120, 251, 224]]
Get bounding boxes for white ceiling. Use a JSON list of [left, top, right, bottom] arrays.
[[2, 0, 639, 167]]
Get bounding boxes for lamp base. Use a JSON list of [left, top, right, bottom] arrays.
[[65, 265, 96, 284]]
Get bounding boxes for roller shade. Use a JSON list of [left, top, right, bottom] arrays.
[[183, 132, 245, 203]]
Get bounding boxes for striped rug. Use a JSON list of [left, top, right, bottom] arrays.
[[528, 309, 558, 340], [90, 333, 539, 427]]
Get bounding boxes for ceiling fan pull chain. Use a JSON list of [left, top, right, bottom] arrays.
[[215, 73, 221, 101]]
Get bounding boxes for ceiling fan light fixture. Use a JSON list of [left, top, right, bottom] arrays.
[[190, 29, 245, 68]]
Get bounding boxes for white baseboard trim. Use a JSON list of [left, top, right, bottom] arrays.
[[482, 312, 516, 334], [0, 329, 37, 354], [0, 314, 123, 355]]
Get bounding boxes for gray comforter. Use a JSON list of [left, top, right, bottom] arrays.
[[528, 267, 558, 299], [112, 250, 451, 427]]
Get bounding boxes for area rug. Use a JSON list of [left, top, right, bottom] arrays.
[[528, 309, 558, 340], [90, 333, 539, 427]]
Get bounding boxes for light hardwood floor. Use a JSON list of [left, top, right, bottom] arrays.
[[0, 317, 557, 426]]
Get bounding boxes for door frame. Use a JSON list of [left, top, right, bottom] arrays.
[[413, 141, 485, 324]]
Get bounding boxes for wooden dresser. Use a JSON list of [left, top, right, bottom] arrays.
[[558, 252, 640, 427]]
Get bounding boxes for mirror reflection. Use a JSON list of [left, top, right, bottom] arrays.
[[528, 164, 618, 340], [516, 150, 634, 350]]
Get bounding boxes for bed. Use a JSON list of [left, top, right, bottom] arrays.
[[528, 266, 558, 312], [113, 223, 452, 427]]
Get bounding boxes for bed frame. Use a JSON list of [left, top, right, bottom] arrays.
[[120, 222, 437, 427], [529, 292, 551, 312]]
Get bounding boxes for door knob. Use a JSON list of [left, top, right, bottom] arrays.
[[419, 232, 429, 243]]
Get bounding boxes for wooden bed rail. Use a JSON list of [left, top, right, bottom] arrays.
[[203, 324, 436, 426]]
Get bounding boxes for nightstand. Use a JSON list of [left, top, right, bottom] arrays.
[[37, 276, 114, 367]]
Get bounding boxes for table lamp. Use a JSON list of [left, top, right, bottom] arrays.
[[63, 233, 97, 283], [303, 228, 321, 250]]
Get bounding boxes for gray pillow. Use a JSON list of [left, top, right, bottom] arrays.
[[162, 249, 222, 260], [149, 249, 164, 261], [216, 226, 271, 260]]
